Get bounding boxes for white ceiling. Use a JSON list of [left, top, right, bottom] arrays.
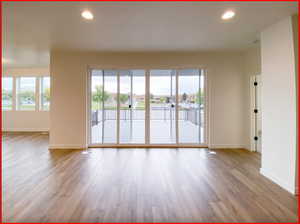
[[3, 1, 298, 68]]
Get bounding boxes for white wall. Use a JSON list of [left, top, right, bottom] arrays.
[[260, 16, 297, 194], [2, 68, 50, 132], [3, 111, 49, 132], [50, 51, 246, 149]]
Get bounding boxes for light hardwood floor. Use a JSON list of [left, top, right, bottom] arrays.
[[3, 133, 298, 223]]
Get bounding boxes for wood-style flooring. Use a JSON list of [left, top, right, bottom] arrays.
[[2, 133, 298, 222]]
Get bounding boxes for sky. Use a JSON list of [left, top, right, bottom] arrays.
[[3, 77, 50, 92], [19, 77, 36, 91], [3, 77, 13, 91]]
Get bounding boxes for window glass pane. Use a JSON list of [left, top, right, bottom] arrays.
[[150, 69, 176, 144], [91, 70, 104, 144], [119, 70, 145, 144], [17, 77, 36, 111], [40, 77, 50, 110], [103, 70, 118, 143], [178, 69, 204, 143], [90, 70, 118, 144], [2, 77, 13, 110]]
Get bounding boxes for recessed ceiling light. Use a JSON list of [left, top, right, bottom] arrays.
[[81, 10, 94, 20], [222, 10, 235, 20]]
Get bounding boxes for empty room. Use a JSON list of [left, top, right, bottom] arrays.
[[2, 1, 298, 223]]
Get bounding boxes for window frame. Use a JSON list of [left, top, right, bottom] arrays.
[[87, 67, 209, 147]]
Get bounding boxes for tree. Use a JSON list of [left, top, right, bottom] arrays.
[[119, 94, 129, 105], [2, 90, 12, 100], [196, 90, 204, 105], [44, 88, 50, 103], [92, 85, 110, 110], [159, 97, 166, 103]]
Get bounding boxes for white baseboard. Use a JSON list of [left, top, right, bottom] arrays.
[[49, 144, 87, 150], [209, 144, 246, 149], [260, 168, 296, 195], [3, 128, 49, 132]]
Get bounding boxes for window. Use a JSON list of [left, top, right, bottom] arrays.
[[2, 77, 13, 110], [16, 77, 36, 111], [40, 77, 50, 110], [2, 76, 50, 112]]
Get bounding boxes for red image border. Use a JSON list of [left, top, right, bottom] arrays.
[[0, 0, 299, 223]]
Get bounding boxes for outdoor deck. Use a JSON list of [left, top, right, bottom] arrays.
[[91, 119, 204, 144]]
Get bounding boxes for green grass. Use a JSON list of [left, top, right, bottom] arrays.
[[2, 104, 50, 111], [2, 105, 12, 111], [19, 105, 36, 110], [136, 101, 145, 109], [42, 105, 50, 111]]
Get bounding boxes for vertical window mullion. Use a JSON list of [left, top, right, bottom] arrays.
[[199, 70, 202, 144], [101, 71, 105, 144], [88, 70, 92, 145], [203, 69, 207, 144], [16, 77, 20, 110], [40, 77, 44, 110], [130, 71, 133, 141], [35, 77, 40, 111], [145, 69, 150, 144], [170, 71, 173, 141], [12, 77, 16, 111], [36, 77, 40, 111], [175, 70, 179, 144], [117, 70, 120, 144]]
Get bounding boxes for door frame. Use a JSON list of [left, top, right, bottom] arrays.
[[250, 74, 261, 152], [87, 66, 209, 148]]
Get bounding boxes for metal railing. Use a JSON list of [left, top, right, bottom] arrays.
[[92, 107, 203, 126]]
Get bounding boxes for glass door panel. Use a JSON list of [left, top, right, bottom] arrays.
[[103, 70, 118, 143], [90, 69, 118, 144], [119, 70, 131, 143], [119, 70, 146, 143], [178, 69, 204, 143], [91, 70, 104, 144], [131, 70, 146, 143], [150, 69, 176, 144]]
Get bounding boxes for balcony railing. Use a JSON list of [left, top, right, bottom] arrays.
[[92, 107, 203, 126]]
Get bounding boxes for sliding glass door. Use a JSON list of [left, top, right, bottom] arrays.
[[91, 70, 117, 144], [119, 70, 146, 144], [90, 68, 206, 146], [149, 70, 176, 144], [178, 69, 204, 144]]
